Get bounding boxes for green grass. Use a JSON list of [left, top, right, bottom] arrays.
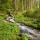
[[0, 16, 29, 40], [0, 20, 20, 40], [0, 16, 6, 20], [14, 8, 40, 29]]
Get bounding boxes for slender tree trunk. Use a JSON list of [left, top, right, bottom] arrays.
[[22, 0, 24, 11]]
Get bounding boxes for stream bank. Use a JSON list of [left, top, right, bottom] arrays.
[[4, 17, 40, 40]]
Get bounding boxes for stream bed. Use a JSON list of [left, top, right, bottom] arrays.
[[6, 17, 40, 40]]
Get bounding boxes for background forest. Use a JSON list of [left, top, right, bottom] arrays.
[[0, 0, 40, 40]]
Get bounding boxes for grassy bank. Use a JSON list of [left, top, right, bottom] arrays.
[[0, 16, 29, 40], [0, 20, 20, 40], [14, 8, 40, 29]]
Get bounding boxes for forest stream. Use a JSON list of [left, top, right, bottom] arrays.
[[4, 16, 40, 40]]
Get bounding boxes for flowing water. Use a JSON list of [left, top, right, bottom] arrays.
[[5, 17, 40, 40]]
